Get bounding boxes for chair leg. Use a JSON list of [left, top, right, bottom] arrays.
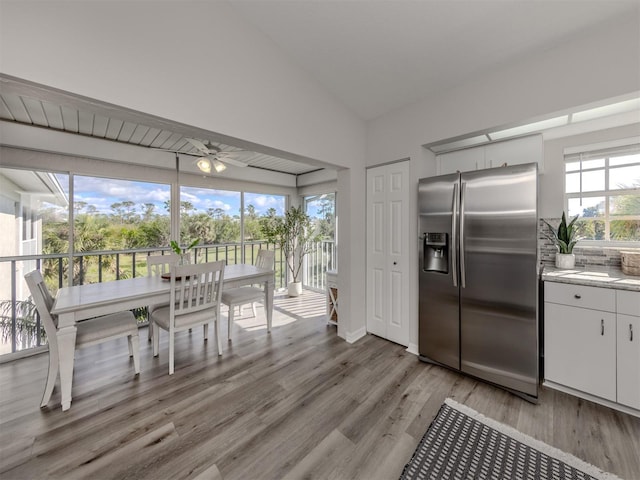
[[203, 323, 208, 340], [228, 304, 235, 342], [152, 323, 160, 357], [128, 335, 134, 357], [169, 329, 175, 375], [215, 315, 222, 356], [130, 333, 140, 375], [251, 302, 257, 318], [41, 342, 59, 408], [147, 316, 153, 342]]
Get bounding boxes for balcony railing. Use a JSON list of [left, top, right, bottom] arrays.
[[0, 239, 336, 357], [303, 240, 336, 292]]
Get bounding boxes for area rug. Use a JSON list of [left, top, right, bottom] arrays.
[[400, 398, 621, 480]]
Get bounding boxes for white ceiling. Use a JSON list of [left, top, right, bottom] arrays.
[[229, 0, 639, 120], [1, 1, 638, 173]]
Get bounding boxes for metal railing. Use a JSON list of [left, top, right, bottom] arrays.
[[0, 241, 289, 356], [303, 240, 336, 292], [0, 239, 336, 357]]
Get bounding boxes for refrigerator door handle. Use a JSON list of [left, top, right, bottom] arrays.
[[460, 181, 467, 289], [451, 183, 458, 287]]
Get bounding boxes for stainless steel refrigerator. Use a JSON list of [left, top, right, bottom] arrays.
[[418, 162, 538, 401]]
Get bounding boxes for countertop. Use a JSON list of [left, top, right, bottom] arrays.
[[541, 264, 640, 292]]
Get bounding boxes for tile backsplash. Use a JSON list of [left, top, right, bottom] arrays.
[[539, 218, 639, 268]]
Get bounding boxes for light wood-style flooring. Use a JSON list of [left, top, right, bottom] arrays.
[[1, 290, 639, 480]]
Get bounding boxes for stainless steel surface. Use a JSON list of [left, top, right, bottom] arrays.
[[418, 163, 538, 399], [418, 173, 460, 370], [459, 182, 467, 289], [459, 164, 538, 397], [451, 183, 458, 288]]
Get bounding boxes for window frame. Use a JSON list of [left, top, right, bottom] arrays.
[[563, 140, 640, 244]]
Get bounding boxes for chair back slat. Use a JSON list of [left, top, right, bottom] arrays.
[[147, 253, 186, 277], [256, 249, 275, 270], [170, 261, 225, 318]]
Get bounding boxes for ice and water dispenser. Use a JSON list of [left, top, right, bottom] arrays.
[[423, 232, 448, 274]]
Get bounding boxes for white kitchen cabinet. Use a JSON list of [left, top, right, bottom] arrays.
[[484, 135, 543, 171], [436, 147, 484, 175], [617, 290, 640, 410], [436, 134, 543, 176], [544, 282, 640, 416], [544, 302, 616, 401]]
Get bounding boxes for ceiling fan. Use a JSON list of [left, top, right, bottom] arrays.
[[183, 138, 250, 173]]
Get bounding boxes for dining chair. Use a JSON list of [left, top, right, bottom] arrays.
[[150, 261, 225, 375], [146, 253, 186, 342], [221, 249, 275, 341], [24, 270, 140, 408]]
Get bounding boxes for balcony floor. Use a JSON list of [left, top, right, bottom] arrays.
[[1, 290, 639, 479]]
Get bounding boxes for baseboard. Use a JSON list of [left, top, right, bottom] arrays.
[[406, 343, 419, 355], [543, 380, 640, 418], [345, 326, 367, 344]]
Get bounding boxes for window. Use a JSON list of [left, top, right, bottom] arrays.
[[565, 142, 640, 242]]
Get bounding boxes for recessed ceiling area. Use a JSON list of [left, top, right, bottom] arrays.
[[426, 96, 640, 154], [0, 75, 327, 177]]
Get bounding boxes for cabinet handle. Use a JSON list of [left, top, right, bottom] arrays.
[[630, 324, 634, 342], [601, 319, 604, 336], [574, 294, 581, 299]]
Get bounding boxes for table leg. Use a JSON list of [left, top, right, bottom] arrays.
[[265, 280, 274, 333], [56, 320, 77, 411]]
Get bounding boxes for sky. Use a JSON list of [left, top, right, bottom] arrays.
[[56, 174, 287, 217]]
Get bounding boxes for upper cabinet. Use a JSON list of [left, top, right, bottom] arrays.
[[436, 134, 543, 176]]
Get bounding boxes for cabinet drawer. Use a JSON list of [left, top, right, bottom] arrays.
[[618, 290, 640, 317], [545, 282, 615, 312]]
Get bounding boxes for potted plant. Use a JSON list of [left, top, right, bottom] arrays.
[[261, 206, 320, 296], [543, 212, 580, 269], [170, 239, 199, 265]]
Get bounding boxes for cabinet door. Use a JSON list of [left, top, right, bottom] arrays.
[[436, 148, 484, 175], [544, 302, 616, 401], [484, 135, 543, 171], [617, 314, 640, 409]]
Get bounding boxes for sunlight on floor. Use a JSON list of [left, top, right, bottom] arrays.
[[223, 289, 328, 333]]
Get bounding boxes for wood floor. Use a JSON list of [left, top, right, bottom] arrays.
[[1, 290, 639, 480]]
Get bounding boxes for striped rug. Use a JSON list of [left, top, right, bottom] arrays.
[[400, 398, 620, 480]]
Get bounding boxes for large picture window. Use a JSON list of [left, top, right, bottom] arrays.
[[565, 143, 640, 242]]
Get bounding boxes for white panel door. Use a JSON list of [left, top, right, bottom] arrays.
[[366, 161, 410, 346]]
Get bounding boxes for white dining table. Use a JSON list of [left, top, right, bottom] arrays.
[[50, 263, 275, 411]]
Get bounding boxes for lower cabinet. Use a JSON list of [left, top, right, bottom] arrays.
[[544, 282, 640, 415], [544, 302, 616, 401]]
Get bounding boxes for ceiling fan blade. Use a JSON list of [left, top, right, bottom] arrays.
[[219, 156, 249, 168], [184, 138, 211, 156]]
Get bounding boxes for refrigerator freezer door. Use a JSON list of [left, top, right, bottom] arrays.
[[459, 164, 538, 397], [418, 174, 460, 369]]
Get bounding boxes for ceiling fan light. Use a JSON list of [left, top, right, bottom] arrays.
[[196, 157, 212, 173], [212, 159, 227, 173]]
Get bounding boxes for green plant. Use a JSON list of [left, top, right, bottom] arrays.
[[261, 206, 320, 283], [170, 239, 199, 256], [543, 212, 580, 254]]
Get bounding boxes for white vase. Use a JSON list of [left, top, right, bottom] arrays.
[[555, 253, 575, 269], [288, 281, 302, 297]]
